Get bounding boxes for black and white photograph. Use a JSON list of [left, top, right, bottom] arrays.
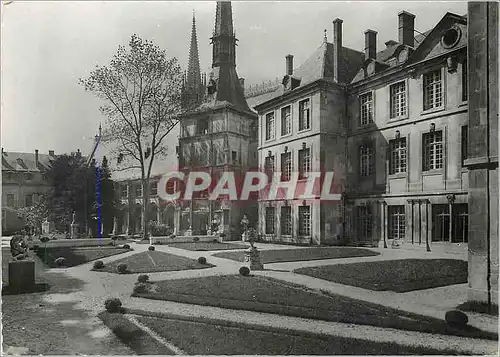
[[1, 0, 498, 355]]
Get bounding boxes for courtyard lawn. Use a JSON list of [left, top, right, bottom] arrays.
[[294, 259, 468, 292], [167, 242, 246, 251], [213, 247, 379, 263], [132, 274, 496, 340], [95, 251, 215, 273], [35, 246, 130, 268], [2, 250, 131, 355], [102, 313, 468, 355], [98, 312, 175, 355]]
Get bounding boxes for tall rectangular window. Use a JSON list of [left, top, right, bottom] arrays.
[[390, 81, 407, 118], [357, 206, 372, 240], [265, 112, 275, 141], [298, 206, 311, 236], [422, 130, 443, 171], [281, 106, 292, 136], [281, 152, 292, 181], [462, 60, 467, 102], [359, 92, 373, 126], [388, 205, 405, 240], [461, 125, 468, 167], [6, 194, 15, 207], [423, 69, 443, 110], [25, 194, 33, 207], [196, 118, 208, 135], [121, 185, 128, 198], [265, 207, 275, 234], [150, 182, 158, 196], [298, 147, 311, 179], [281, 206, 292, 235], [299, 99, 310, 131], [265, 155, 275, 178], [389, 138, 407, 174], [135, 184, 143, 197], [359, 144, 374, 177]]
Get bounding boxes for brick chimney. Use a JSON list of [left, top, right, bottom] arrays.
[[332, 18, 343, 82], [285, 54, 294, 76], [364, 29, 377, 61], [398, 11, 415, 47], [49, 150, 55, 156], [35, 149, 39, 167]]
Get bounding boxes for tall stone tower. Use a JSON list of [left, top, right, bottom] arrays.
[[176, 1, 258, 240]]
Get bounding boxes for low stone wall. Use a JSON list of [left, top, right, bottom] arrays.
[[34, 238, 113, 248], [150, 235, 219, 244]]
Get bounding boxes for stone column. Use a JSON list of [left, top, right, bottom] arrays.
[[126, 209, 131, 236], [380, 201, 387, 248], [423, 199, 431, 252], [112, 216, 118, 236], [174, 207, 180, 235], [466, 2, 499, 306]]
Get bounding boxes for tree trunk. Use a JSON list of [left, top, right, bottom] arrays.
[[142, 179, 150, 242]]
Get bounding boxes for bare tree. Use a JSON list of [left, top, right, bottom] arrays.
[[79, 34, 185, 241]]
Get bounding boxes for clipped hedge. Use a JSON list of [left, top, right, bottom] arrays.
[[104, 298, 122, 313], [94, 260, 104, 269], [239, 266, 250, 276]]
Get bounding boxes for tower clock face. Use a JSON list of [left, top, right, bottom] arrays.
[[367, 62, 376, 75], [398, 48, 409, 63]]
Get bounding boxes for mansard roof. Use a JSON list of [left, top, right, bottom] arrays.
[[251, 42, 364, 111], [351, 12, 466, 84], [2, 151, 54, 172]]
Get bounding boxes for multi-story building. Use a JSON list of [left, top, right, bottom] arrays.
[[345, 11, 468, 248], [254, 22, 364, 245], [1, 149, 55, 234], [253, 10, 471, 249], [174, 1, 258, 240]]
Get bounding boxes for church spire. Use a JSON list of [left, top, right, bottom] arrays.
[[185, 11, 203, 107], [211, 1, 237, 67]]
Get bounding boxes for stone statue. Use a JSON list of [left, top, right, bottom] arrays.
[[10, 232, 29, 261], [241, 215, 249, 233], [71, 211, 76, 224]]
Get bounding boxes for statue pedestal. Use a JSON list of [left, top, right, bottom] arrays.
[[243, 247, 264, 271], [8, 260, 35, 294], [185, 228, 192, 236], [70, 223, 78, 239]]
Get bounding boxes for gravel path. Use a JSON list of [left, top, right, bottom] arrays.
[[30, 242, 495, 354]]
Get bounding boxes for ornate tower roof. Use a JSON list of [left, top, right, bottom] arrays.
[[202, 1, 250, 112]]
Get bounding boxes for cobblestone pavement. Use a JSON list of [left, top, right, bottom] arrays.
[[26, 241, 498, 354]]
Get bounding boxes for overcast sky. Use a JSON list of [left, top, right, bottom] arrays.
[[2, 1, 467, 156]]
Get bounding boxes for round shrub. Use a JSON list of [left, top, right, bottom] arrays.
[[93, 260, 104, 269], [104, 298, 122, 313], [219, 233, 226, 238], [55, 257, 66, 267], [170, 234, 176, 239], [212, 239, 218, 243], [148, 246, 155, 251], [137, 274, 149, 283], [239, 266, 250, 276], [40, 237, 49, 243], [193, 237, 200, 242], [133, 283, 149, 294], [116, 263, 128, 274], [445, 310, 469, 327], [198, 257, 207, 265], [122, 244, 130, 250], [111, 236, 118, 241]]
